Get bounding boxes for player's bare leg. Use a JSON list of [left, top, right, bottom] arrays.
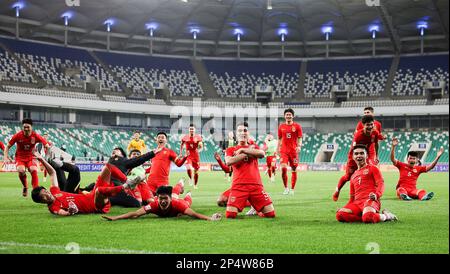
[[17, 165, 28, 197], [260, 204, 275, 218]]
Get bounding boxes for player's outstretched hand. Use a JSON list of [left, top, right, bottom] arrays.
[[392, 137, 399, 147], [101, 215, 115, 221], [214, 152, 221, 161], [32, 149, 43, 160], [332, 191, 340, 202], [211, 213, 222, 221], [437, 147, 444, 157]]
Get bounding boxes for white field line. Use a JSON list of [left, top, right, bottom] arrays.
[[0, 241, 171, 254]]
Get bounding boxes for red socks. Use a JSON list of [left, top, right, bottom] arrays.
[[30, 170, 39, 189], [291, 171, 297, 190], [336, 211, 362, 223], [97, 185, 124, 197], [267, 168, 272, 178], [417, 190, 427, 200], [187, 169, 192, 179], [173, 182, 183, 195], [194, 172, 199, 186], [19, 173, 28, 189], [226, 211, 237, 219], [362, 212, 381, 223], [106, 163, 127, 183], [263, 211, 276, 218], [281, 167, 288, 188], [184, 195, 192, 207]]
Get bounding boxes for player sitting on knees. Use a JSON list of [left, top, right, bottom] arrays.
[[336, 145, 397, 224], [390, 138, 444, 201], [102, 186, 222, 221]]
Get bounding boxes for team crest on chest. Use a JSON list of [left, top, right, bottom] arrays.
[[292, 127, 296, 132], [413, 169, 417, 173], [363, 169, 369, 175]]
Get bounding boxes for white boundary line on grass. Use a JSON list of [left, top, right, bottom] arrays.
[[0, 241, 171, 254]]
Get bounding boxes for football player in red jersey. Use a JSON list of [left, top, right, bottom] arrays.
[[391, 138, 444, 201], [335, 145, 397, 223], [180, 124, 203, 189], [3, 118, 51, 197], [224, 121, 275, 219], [277, 109, 303, 195], [147, 132, 188, 195], [333, 115, 385, 201], [355, 107, 382, 162], [31, 150, 143, 216], [102, 185, 222, 221]]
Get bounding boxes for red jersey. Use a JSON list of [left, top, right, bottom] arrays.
[[181, 134, 202, 157], [394, 161, 427, 189], [278, 122, 303, 154], [48, 186, 99, 214], [349, 165, 385, 203], [142, 199, 189, 217], [8, 131, 48, 161], [147, 147, 178, 184], [226, 144, 262, 188], [0, 141, 4, 151], [348, 129, 384, 158], [356, 120, 382, 133]]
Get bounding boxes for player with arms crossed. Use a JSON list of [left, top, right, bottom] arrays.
[[31, 150, 143, 216], [355, 107, 382, 163], [390, 138, 444, 201], [3, 118, 50, 197], [180, 124, 203, 189], [333, 115, 385, 201], [336, 145, 397, 223], [277, 109, 303, 195], [102, 185, 222, 221], [224, 122, 275, 219]]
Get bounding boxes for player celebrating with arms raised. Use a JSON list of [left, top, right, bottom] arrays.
[[390, 138, 444, 201], [336, 145, 397, 224], [277, 109, 303, 195], [225, 122, 275, 219], [180, 124, 203, 189], [3, 118, 50, 197]]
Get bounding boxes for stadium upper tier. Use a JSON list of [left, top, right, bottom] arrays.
[[0, 38, 448, 100], [204, 60, 300, 98], [0, 122, 447, 165]]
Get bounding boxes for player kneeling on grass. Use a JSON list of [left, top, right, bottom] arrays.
[[102, 185, 222, 221], [390, 138, 444, 201], [224, 122, 275, 219], [336, 145, 397, 224], [31, 150, 143, 216]]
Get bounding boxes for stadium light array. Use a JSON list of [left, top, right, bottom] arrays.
[[191, 28, 199, 40], [369, 25, 379, 39], [234, 29, 243, 42], [12, 2, 25, 18], [417, 21, 428, 36], [278, 28, 288, 42], [322, 26, 333, 41], [146, 23, 158, 37], [104, 19, 114, 32], [62, 11, 73, 26]]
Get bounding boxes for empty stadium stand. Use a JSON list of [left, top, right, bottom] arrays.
[[0, 48, 36, 84]]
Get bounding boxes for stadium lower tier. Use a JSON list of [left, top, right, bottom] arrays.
[[0, 121, 448, 164]]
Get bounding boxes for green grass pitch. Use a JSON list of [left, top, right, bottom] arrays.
[[0, 170, 448, 254]]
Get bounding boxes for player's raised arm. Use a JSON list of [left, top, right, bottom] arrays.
[[3, 144, 12, 162], [183, 208, 222, 221], [33, 150, 59, 188], [102, 207, 147, 221], [371, 166, 385, 201], [425, 147, 444, 172], [390, 138, 399, 165]]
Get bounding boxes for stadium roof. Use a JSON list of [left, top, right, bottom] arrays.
[[0, 0, 448, 58]]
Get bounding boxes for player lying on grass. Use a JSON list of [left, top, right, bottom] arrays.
[[102, 185, 222, 221], [31, 150, 144, 216], [336, 145, 397, 224], [3, 118, 51, 197], [224, 121, 275, 219], [390, 138, 444, 201], [333, 115, 385, 201]]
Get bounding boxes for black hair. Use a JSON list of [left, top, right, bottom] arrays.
[[237, 121, 248, 128], [189, 124, 195, 128], [156, 132, 168, 138], [22, 118, 33, 126], [361, 115, 374, 125], [113, 147, 126, 157], [156, 185, 173, 196], [352, 144, 368, 153], [364, 106, 374, 112], [133, 130, 141, 134], [128, 149, 141, 157], [408, 151, 419, 158], [31, 186, 46, 203], [284, 108, 295, 116]]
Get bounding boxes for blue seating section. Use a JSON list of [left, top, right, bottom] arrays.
[[0, 48, 36, 84], [392, 54, 449, 96], [305, 57, 391, 98], [204, 60, 300, 98], [94, 51, 203, 96]]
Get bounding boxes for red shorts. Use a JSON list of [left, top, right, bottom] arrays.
[[343, 199, 381, 216], [266, 156, 276, 167], [186, 156, 200, 170], [227, 185, 272, 212], [147, 180, 169, 195], [84, 192, 111, 214], [280, 152, 298, 167], [16, 159, 38, 169], [396, 187, 423, 199]]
